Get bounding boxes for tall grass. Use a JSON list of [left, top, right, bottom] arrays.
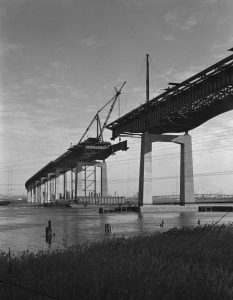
[[1, 224, 233, 299]]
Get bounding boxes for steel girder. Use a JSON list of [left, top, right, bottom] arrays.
[[107, 54, 233, 139]]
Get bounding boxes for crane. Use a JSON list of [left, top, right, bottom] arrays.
[[78, 81, 126, 144]]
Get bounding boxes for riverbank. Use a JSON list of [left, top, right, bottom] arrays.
[[0, 224, 233, 299]]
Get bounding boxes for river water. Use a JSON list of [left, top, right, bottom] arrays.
[[0, 206, 233, 253]]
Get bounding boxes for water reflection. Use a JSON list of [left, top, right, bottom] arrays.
[[0, 207, 232, 253]]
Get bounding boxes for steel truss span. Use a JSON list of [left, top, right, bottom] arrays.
[[107, 54, 233, 139]]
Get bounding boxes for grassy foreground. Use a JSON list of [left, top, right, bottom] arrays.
[[1, 225, 233, 300]]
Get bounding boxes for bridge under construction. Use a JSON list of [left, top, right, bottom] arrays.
[[25, 138, 127, 203], [25, 83, 128, 204], [107, 52, 233, 207], [25, 51, 233, 207]]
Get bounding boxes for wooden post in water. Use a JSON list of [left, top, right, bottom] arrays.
[[46, 220, 52, 244]]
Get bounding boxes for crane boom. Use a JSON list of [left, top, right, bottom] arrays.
[[98, 81, 126, 140], [78, 113, 98, 144], [78, 81, 126, 144]]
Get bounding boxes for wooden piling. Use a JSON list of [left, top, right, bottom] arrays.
[[46, 220, 52, 244], [105, 223, 111, 233]]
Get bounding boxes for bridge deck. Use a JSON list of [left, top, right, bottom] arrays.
[[25, 139, 127, 189], [107, 54, 233, 139]]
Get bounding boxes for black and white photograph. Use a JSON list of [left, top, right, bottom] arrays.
[[0, 0, 233, 299]]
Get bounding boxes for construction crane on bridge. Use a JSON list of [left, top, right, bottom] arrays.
[[25, 81, 128, 198], [78, 81, 126, 144]]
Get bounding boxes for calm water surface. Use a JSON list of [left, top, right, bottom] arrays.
[[0, 206, 232, 253]]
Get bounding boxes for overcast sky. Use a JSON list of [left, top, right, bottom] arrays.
[[0, 0, 233, 197]]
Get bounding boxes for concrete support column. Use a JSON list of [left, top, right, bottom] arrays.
[[51, 177, 55, 201], [63, 172, 67, 199], [76, 162, 83, 197], [36, 181, 41, 203], [27, 189, 31, 203], [27, 190, 29, 202], [41, 182, 45, 203], [47, 181, 50, 202], [55, 169, 60, 200], [46, 183, 50, 203], [178, 134, 195, 205], [39, 181, 42, 202], [74, 167, 78, 198], [49, 179, 52, 202], [34, 186, 37, 203], [43, 182, 46, 203], [30, 189, 33, 203], [41, 178, 47, 203], [38, 185, 42, 203], [35, 185, 38, 203], [139, 132, 152, 206], [139, 132, 194, 206], [71, 170, 74, 199], [33, 185, 36, 203], [54, 176, 57, 201], [71, 169, 77, 199], [101, 161, 108, 197], [48, 173, 55, 202], [46, 180, 49, 202], [27, 189, 31, 202]]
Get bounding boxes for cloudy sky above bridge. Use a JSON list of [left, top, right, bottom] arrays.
[[0, 0, 233, 196]]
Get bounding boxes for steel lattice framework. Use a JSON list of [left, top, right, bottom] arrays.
[[107, 54, 233, 139]]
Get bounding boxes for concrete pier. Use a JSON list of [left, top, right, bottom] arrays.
[[139, 132, 194, 206], [139, 132, 152, 206], [36, 181, 41, 203], [100, 161, 108, 197], [76, 162, 83, 196], [27, 161, 109, 203]]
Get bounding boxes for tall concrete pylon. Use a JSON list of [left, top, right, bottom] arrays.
[[100, 161, 108, 197], [139, 132, 153, 206], [139, 132, 194, 206]]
